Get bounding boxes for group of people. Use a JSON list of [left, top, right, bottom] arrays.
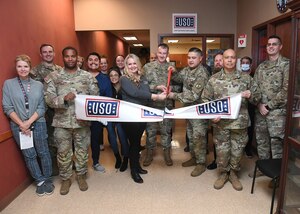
[[2, 34, 289, 196]]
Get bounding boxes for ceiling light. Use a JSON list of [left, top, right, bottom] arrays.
[[123, 36, 137, 41], [168, 40, 179, 43], [133, 44, 143, 46], [206, 39, 215, 43]]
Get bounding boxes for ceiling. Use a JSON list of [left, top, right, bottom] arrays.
[[109, 30, 150, 48], [108, 30, 221, 48]]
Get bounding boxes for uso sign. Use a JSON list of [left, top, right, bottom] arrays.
[[172, 13, 197, 34]]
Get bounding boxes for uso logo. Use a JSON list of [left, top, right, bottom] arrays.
[[142, 109, 163, 118], [197, 98, 230, 115], [175, 16, 195, 28], [86, 99, 120, 118]]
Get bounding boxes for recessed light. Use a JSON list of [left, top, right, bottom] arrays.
[[168, 40, 179, 43], [123, 36, 137, 41], [206, 39, 215, 43], [133, 44, 143, 46]]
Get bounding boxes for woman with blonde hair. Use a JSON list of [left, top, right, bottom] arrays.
[[120, 54, 166, 183], [2, 54, 54, 196]]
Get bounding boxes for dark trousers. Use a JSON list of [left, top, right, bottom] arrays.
[[122, 122, 146, 170], [90, 121, 104, 165], [245, 103, 255, 153]]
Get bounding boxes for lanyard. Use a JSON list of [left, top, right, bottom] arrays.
[[17, 77, 31, 114]]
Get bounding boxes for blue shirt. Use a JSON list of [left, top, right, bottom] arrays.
[[95, 73, 112, 97]]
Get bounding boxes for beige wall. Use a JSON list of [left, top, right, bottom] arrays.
[[74, 0, 237, 52], [236, 0, 290, 57], [74, 0, 291, 58]]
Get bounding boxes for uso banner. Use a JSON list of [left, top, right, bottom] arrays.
[[75, 95, 164, 122], [75, 94, 242, 122], [164, 93, 241, 119]]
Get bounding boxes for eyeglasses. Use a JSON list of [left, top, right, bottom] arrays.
[[267, 43, 280, 47]]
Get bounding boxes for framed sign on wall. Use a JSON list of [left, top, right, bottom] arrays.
[[172, 13, 197, 34]]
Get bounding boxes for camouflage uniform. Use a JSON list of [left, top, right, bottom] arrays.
[[44, 68, 99, 180], [253, 55, 289, 159], [202, 69, 260, 172], [31, 62, 62, 83], [30, 63, 62, 147], [143, 61, 174, 149], [30, 62, 62, 175], [172, 64, 210, 164]]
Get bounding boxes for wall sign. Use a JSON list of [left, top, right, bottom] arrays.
[[238, 34, 247, 48], [172, 13, 197, 34]]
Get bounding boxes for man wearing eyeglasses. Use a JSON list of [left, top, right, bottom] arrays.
[[249, 35, 290, 178]]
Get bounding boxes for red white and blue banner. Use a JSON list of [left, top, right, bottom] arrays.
[[75, 94, 242, 122], [75, 95, 163, 122]]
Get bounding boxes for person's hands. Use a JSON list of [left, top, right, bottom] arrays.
[[167, 92, 175, 99], [212, 116, 221, 123], [19, 120, 31, 133], [156, 85, 167, 92], [168, 66, 176, 73], [64, 92, 76, 101], [157, 93, 167, 101], [258, 103, 269, 116], [241, 90, 251, 98], [22, 129, 32, 137]]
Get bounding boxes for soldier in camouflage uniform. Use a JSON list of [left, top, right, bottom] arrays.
[[143, 43, 175, 166], [44, 47, 99, 195], [168, 47, 209, 177], [202, 49, 261, 191], [250, 35, 289, 177], [30, 44, 62, 176], [207, 51, 224, 171]]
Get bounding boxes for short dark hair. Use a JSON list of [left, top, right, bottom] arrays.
[[87, 52, 101, 60], [40, 44, 54, 53], [115, 55, 125, 61], [100, 55, 108, 63], [188, 47, 203, 56], [240, 56, 252, 64], [108, 66, 122, 77], [213, 51, 223, 61], [62, 46, 78, 56], [158, 43, 169, 52], [268, 35, 282, 44]]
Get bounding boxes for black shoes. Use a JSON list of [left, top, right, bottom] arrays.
[[137, 166, 148, 174], [131, 170, 143, 183], [207, 160, 217, 170], [120, 157, 128, 172], [114, 153, 122, 169]]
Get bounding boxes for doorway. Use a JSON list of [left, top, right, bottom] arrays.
[[159, 34, 234, 69]]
